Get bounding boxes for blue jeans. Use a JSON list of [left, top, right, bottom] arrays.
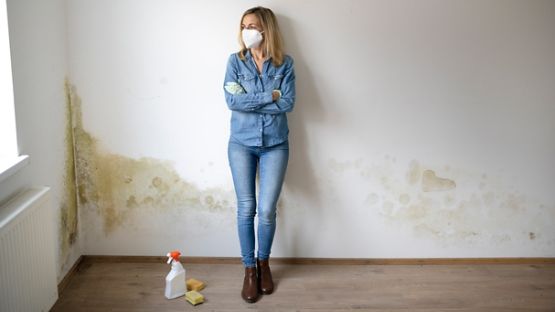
[[228, 138, 289, 268]]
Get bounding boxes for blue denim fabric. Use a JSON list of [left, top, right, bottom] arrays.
[[223, 50, 295, 147], [227, 138, 289, 267]]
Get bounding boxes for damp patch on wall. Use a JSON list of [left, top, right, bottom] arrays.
[[60, 78, 79, 267], [65, 80, 236, 236], [421, 169, 456, 192], [327, 157, 555, 248]]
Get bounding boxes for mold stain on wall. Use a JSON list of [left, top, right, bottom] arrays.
[[60, 78, 79, 266], [421, 169, 456, 192], [65, 80, 235, 237], [328, 157, 554, 247]]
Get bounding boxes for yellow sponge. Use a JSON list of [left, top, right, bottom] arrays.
[[186, 278, 206, 291], [185, 290, 204, 306]]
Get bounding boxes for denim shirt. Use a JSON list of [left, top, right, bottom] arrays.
[[223, 50, 295, 147]]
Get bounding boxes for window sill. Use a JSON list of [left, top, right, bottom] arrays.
[[0, 155, 29, 183]]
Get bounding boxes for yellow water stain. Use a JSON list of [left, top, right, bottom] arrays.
[[142, 196, 155, 205], [395, 197, 436, 220], [60, 78, 79, 265], [421, 170, 456, 192], [79, 151, 232, 234], [385, 194, 482, 242], [500, 193, 526, 212], [204, 195, 214, 205], [399, 193, 410, 205], [152, 177, 162, 187], [374, 159, 553, 245], [126, 195, 139, 209], [405, 204, 428, 218], [406, 160, 421, 185], [414, 222, 478, 240], [444, 194, 455, 206], [202, 194, 226, 212], [333, 157, 553, 246], [380, 175, 551, 245], [66, 80, 235, 235]]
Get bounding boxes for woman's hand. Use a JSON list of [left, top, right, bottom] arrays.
[[272, 90, 281, 102]]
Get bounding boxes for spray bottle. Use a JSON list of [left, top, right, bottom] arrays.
[[165, 250, 186, 299]]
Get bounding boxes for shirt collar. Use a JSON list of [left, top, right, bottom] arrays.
[[244, 49, 271, 63], [244, 49, 252, 60]]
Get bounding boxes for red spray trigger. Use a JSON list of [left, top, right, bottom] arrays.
[[166, 250, 181, 264]]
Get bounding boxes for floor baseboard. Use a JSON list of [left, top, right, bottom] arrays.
[[57, 255, 84, 295], [81, 255, 555, 265]]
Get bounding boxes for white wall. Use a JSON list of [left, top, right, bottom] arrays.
[[3, 0, 82, 283], [63, 0, 555, 259]]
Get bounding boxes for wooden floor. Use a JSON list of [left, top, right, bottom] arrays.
[[51, 261, 555, 311]]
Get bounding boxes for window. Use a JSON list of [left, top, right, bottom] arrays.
[[0, 1, 28, 182]]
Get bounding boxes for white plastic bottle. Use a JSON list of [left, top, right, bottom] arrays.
[[165, 250, 186, 299]]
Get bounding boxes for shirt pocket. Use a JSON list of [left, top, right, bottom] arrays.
[[267, 74, 284, 90], [237, 73, 256, 93]]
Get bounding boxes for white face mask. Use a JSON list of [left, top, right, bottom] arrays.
[[242, 28, 264, 49]]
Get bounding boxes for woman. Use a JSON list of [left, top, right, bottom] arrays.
[[223, 6, 295, 303]]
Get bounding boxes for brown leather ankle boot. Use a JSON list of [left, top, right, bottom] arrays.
[[257, 258, 274, 294], [241, 266, 259, 303]]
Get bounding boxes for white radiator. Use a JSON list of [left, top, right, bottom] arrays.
[[0, 187, 58, 312]]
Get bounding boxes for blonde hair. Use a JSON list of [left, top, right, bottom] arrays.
[[237, 6, 284, 67]]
